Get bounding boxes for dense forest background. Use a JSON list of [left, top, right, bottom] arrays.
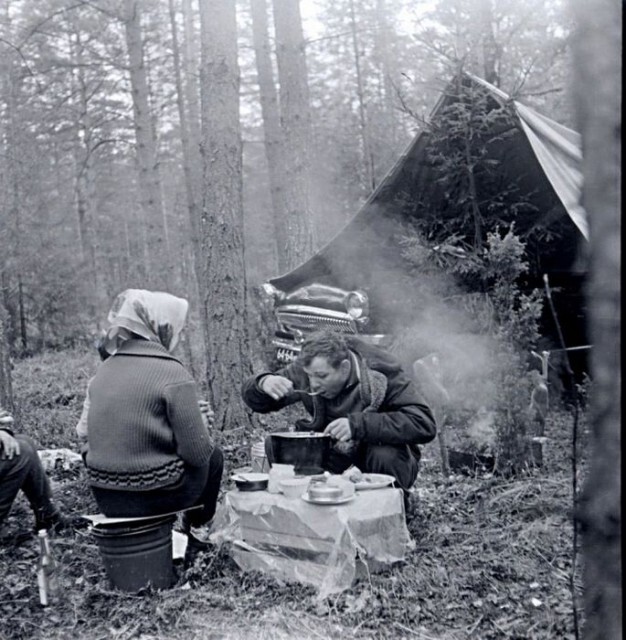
[[0, 2, 620, 637], [0, 0, 573, 359]]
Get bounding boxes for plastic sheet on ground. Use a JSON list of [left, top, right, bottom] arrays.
[[210, 487, 414, 598]]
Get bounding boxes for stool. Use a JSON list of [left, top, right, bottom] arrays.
[[83, 506, 201, 592]]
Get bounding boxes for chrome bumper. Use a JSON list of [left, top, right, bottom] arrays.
[[272, 334, 389, 364]]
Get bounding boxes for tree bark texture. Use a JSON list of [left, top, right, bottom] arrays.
[[349, 0, 374, 192], [571, 1, 621, 638], [123, 0, 169, 288], [477, 0, 500, 86], [182, 0, 202, 154], [68, 24, 100, 311], [375, 0, 399, 155], [271, 0, 316, 268], [0, 298, 13, 411], [168, 0, 202, 274], [1, 44, 23, 354], [250, 0, 290, 273], [168, 0, 207, 379], [198, 0, 253, 431]]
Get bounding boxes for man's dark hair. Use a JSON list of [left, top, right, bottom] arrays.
[[297, 330, 350, 368]]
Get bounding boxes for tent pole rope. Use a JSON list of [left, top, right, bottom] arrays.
[[543, 273, 580, 640]]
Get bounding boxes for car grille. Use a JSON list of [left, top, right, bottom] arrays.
[[276, 311, 356, 333]]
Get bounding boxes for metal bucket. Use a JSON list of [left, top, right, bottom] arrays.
[[92, 515, 176, 592]]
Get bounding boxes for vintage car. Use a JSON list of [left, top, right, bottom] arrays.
[[261, 282, 388, 363], [261, 73, 588, 369]]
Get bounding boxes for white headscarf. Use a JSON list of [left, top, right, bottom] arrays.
[[104, 289, 189, 354]]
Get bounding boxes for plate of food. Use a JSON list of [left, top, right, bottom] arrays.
[[343, 467, 395, 490]]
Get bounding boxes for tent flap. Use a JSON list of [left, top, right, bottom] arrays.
[[270, 73, 587, 294]]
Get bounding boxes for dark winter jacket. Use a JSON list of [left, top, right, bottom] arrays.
[[242, 338, 436, 461]]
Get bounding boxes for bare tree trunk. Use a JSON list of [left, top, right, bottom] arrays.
[[181, 0, 204, 292], [271, 0, 316, 268], [68, 24, 101, 313], [250, 0, 288, 273], [168, 0, 207, 378], [349, 0, 375, 192], [477, 0, 500, 86], [198, 0, 253, 431], [0, 298, 13, 411], [17, 277, 26, 352], [375, 0, 399, 154], [168, 0, 201, 270], [123, 0, 168, 288], [571, 1, 622, 638], [182, 0, 201, 152], [2, 40, 24, 355]]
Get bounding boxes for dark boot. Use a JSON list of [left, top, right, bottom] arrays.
[[183, 526, 214, 569], [34, 507, 69, 534]]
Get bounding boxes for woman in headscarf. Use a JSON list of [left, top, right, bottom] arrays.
[[84, 289, 223, 547]]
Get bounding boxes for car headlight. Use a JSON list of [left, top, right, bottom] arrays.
[[260, 283, 284, 302], [345, 291, 369, 320]]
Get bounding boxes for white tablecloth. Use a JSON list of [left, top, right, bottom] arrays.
[[210, 487, 413, 597]]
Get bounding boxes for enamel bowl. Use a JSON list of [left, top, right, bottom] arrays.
[[279, 477, 312, 498], [307, 483, 343, 501]]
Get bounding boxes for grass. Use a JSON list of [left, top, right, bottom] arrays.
[[0, 348, 585, 640]]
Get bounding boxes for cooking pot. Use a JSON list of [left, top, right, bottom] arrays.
[[269, 432, 330, 474], [233, 472, 269, 491]]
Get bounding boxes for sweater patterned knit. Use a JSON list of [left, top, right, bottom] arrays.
[[85, 339, 213, 491]]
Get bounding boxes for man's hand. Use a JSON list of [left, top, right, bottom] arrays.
[[0, 430, 20, 460], [324, 418, 352, 442], [259, 375, 294, 401]]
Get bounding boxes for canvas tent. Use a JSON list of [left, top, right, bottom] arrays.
[[470, 75, 586, 241], [267, 73, 588, 363]]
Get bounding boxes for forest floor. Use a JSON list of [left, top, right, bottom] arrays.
[[0, 348, 586, 640]]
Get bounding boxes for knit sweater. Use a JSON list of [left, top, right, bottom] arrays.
[[85, 339, 213, 491]]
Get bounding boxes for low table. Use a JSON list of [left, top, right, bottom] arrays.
[[210, 487, 413, 597]]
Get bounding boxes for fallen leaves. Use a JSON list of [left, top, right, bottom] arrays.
[[0, 350, 585, 640]]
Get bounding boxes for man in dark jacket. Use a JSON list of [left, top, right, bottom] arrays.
[[0, 407, 67, 538], [242, 330, 436, 496]]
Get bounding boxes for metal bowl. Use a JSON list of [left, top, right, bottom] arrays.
[[307, 483, 343, 501], [279, 477, 311, 498], [233, 472, 269, 492]]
